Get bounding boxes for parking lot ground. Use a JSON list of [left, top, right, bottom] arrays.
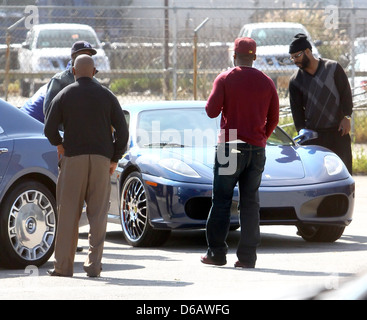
[[0, 176, 367, 301]]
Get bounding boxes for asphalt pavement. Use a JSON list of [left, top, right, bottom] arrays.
[[0, 176, 367, 302]]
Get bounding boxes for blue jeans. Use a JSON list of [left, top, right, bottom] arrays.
[[206, 143, 266, 265]]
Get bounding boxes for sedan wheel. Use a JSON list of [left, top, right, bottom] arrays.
[[120, 172, 170, 247], [0, 180, 56, 268]]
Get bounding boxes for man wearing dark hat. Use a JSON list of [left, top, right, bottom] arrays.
[[289, 33, 353, 174], [201, 37, 279, 269], [43, 41, 98, 120]]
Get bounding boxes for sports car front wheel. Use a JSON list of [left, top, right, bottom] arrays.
[[0, 180, 56, 269], [297, 224, 345, 242], [120, 172, 170, 247]]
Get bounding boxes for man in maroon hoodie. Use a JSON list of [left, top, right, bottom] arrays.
[[201, 37, 279, 269]]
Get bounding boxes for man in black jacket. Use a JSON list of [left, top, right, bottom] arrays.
[[44, 41, 98, 253], [44, 55, 129, 277]]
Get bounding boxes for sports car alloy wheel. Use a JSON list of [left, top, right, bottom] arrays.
[[120, 172, 170, 247], [0, 180, 56, 268]]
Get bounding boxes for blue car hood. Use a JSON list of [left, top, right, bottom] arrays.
[[173, 145, 307, 186], [135, 145, 305, 185], [262, 146, 305, 182]]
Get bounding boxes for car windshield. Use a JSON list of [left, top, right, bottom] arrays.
[[36, 29, 100, 49], [136, 108, 294, 148], [250, 28, 305, 46], [137, 108, 219, 148], [267, 126, 294, 146]]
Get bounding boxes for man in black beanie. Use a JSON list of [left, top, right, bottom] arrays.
[[288, 33, 353, 174]]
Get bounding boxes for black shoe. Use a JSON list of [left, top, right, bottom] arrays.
[[47, 269, 72, 277], [234, 260, 255, 269], [86, 273, 101, 278], [76, 246, 83, 252], [84, 266, 102, 278], [201, 254, 226, 266]]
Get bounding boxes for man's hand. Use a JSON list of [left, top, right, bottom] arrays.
[[110, 162, 118, 176], [338, 117, 351, 136], [57, 144, 65, 160]]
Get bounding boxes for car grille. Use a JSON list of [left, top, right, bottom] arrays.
[[260, 207, 298, 224], [50, 58, 70, 69]]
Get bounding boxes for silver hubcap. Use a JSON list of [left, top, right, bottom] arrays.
[[8, 190, 56, 262], [121, 177, 147, 242]]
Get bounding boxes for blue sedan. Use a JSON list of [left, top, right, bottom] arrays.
[[0, 99, 58, 268], [107, 101, 355, 247]]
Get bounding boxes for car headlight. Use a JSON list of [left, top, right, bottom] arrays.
[[324, 155, 343, 176], [159, 158, 201, 178]]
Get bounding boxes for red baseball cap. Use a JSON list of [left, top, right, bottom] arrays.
[[234, 37, 256, 55]]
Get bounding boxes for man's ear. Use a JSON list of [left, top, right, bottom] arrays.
[[72, 67, 76, 76], [253, 54, 257, 61], [305, 48, 312, 57]]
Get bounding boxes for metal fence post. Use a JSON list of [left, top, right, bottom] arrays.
[[4, 16, 25, 101], [193, 17, 209, 100], [350, 6, 356, 140], [163, 0, 170, 100], [172, 5, 178, 100]]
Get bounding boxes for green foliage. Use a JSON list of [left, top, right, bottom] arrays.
[[354, 112, 367, 143], [110, 77, 162, 95], [353, 147, 367, 175]]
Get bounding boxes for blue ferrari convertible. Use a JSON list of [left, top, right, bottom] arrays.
[[107, 101, 355, 247]]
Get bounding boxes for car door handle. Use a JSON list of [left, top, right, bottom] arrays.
[[0, 148, 9, 154]]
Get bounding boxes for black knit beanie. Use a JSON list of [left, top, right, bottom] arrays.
[[289, 33, 312, 54]]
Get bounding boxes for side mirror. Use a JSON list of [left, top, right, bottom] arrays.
[[294, 129, 318, 145], [22, 42, 30, 50]]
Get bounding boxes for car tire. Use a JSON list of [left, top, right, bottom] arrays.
[[0, 180, 57, 269], [120, 172, 170, 247], [297, 224, 345, 243]]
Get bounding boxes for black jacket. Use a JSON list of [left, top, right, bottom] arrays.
[[43, 65, 100, 121], [44, 77, 129, 163]]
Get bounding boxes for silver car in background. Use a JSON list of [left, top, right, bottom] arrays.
[[18, 23, 110, 96], [230, 22, 321, 88]]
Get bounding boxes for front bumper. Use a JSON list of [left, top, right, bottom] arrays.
[[141, 173, 355, 230]]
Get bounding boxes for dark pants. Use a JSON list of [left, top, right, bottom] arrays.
[[205, 143, 266, 265], [303, 129, 353, 175]]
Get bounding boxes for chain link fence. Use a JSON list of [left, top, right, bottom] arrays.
[[0, 4, 366, 144]]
